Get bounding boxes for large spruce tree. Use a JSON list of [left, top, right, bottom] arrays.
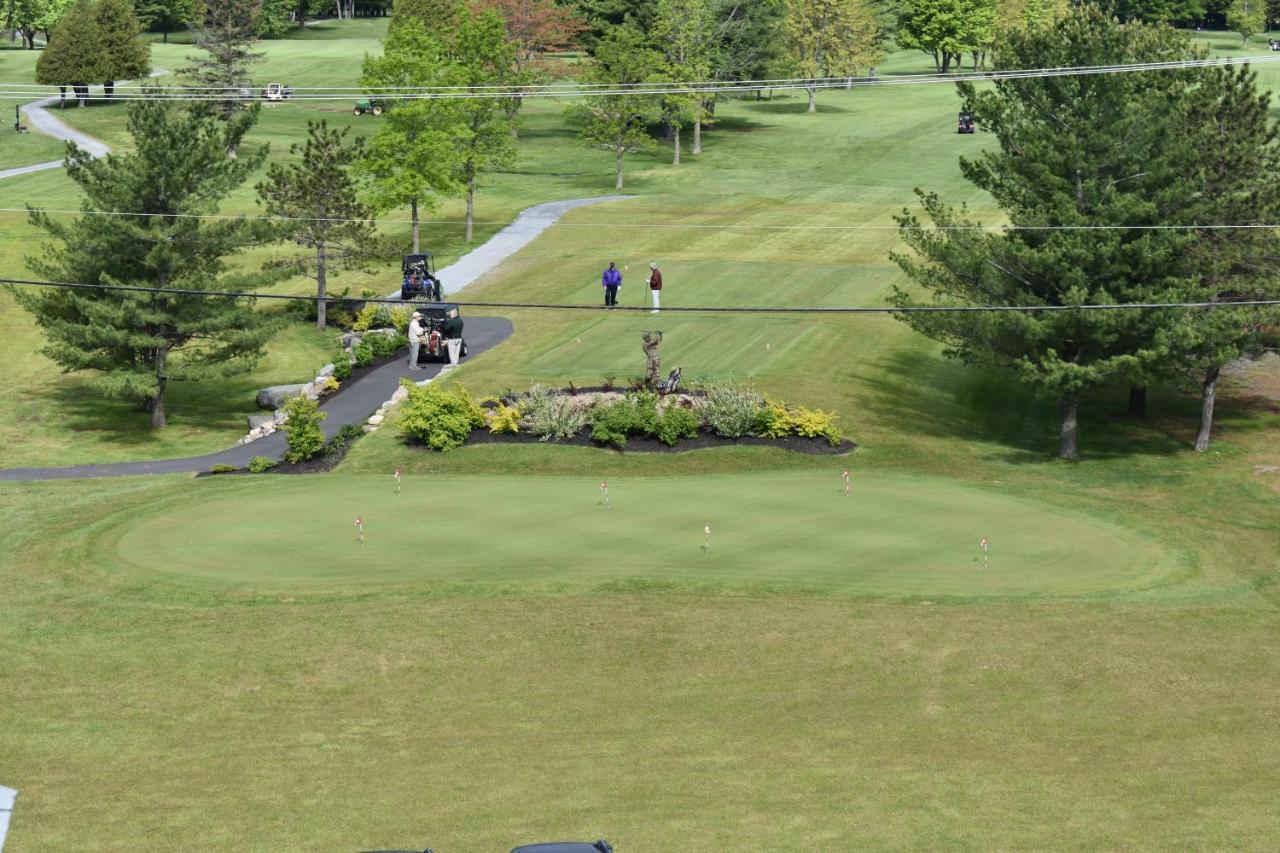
[[19, 98, 281, 428], [34, 0, 106, 106], [96, 0, 150, 98]]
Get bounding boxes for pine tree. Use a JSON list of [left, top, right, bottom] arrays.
[[34, 0, 106, 106], [258, 121, 375, 331], [891, 8, 1201, 459], [96, 0, 150, 99], [180, 0, 264, 132], [18, 98, 281, 428], [390, 0, 462, 36]]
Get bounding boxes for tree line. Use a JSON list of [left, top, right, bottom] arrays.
[[892, 5, 1280, 459]]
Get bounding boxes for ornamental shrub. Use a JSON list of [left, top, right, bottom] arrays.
[[326, 422, 365, 455], [353, 340, 375, 367], [247, 455, 277, 473], [489, 401, 522, 434], [332, 356, 352, 381], [367, 332, 407, 359], [589, 392, 661, 448], [207, 463, 238, 474], [654, 404, 700, 446], [522, 384, 587, 441], [352, 303, 381, 331], [753, 399, 791, 439], [701, 382, 759, 438], [787, 405, 842, 446], [281, 395, 327, 463], [397, 382, 486, 451], [318, 376, 340, 395]]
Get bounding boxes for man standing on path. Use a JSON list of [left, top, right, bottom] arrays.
[[648, 261, 663, 313], [407, 311, 424, 370], [602, 261, 622, 308]]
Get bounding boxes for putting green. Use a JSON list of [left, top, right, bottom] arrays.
[[100, 473, 1177, 598]]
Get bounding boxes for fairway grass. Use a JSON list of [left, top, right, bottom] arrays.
[[104, 472, 1177, 598]]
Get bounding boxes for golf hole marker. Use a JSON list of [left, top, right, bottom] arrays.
[[355, 517, 365, 546], [980, 536, 989, 569], [394, 469, 401, 496], [703, 523, 711, 555], [842, 468, 850, 498], [600, 480, 610, 509]]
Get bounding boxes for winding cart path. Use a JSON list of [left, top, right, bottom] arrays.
[[0, 195, 633, 481]]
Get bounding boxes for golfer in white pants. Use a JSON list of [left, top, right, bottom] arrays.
[[407, 311, 424, 370], [648, 261, 663, 313]]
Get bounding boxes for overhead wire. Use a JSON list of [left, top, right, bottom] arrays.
[[3, 277, 1278, 314]]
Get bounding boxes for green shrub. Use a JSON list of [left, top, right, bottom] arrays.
[[353, 340, 375, 367], [397, 382, 486, 451], [702, 382, 759, 438], [589, 392, 661, 448], [326, 422, 365, 455], [247, 456, 277, 473], [351, 303, 380, 331], [332, 357, 352, 381], [281, 395, 327, 463], [654, 404, 701, 446], [367, 332, 407, 359], [787, 405, 842, 446], [489, 401, 522, 434], [207, 463, 238, 474], [753, 399, 791, 439], [522, 384, 587, 441]]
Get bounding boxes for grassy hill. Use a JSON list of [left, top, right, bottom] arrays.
[[0, 22, 1278, 851]]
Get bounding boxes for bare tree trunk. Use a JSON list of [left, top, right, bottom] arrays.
[[1058, 390, 1080, 460], [151, 343, 168, 428], [315, 240, 328, 331], [807, 84, 817, 113], [672, 125, 681, 165], [1126, 385, 1146, 418], [615, 149, 624, 190], [692, 114, 702, 155], [1194, 366, 1221, 452], [465, 176, 475, 243], [410, 198, 420, 254]]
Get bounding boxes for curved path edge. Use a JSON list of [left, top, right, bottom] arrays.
[[0, 194, 635, 481]]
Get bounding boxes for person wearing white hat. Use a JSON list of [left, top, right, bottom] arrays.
[[647, 261, 663, 313], [407, 311, 425, 370]]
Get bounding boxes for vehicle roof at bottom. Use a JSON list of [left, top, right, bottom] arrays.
[[510, 844, 608, 853]]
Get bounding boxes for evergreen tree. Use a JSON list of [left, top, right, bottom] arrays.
[[389, 0, 462, 36], [96, 0, 150, 99], [572, 0, 657, 51], [356, 18, 461, 253], [18, 98, 281, 428], [258, 121, 375, 331], [891, 8, 1201, 459], [34, 0, 105, 106], [564, 25, 662, 190], [180, 0, 264, 135], [784, 0, 882, 112]]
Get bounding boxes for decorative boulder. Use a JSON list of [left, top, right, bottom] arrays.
[[316, 363, 335, 378], [247, 414, 274, 430], [255, 384, 308, 410]]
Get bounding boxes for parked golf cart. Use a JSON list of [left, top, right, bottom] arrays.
[[354, 98, 385, 116], [414, 303, 468, 364], [401, 252, 443, 302], [261, 82, 293, 101], [957, 111, 975, 134]]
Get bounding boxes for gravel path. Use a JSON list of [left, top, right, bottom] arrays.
[[0, 194, 633, 481]]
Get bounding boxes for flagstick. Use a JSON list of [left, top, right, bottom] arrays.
[[600, 480, 610, 509], [980, 536, 989, 570], [394, 469, 401, 496], [356, 518, 365, 546], [842, 469, 850, 498], [703, 524, 711, 556]]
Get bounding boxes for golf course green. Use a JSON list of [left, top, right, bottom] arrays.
[[104, 473, 1174, 597]]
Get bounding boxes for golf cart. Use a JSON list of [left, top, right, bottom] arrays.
[[957, 111, 975, 134], [354, 98, 385, 116], [261, 82, 294, 101], [401, 252, 443, 302], [414, 303, 469, 364]]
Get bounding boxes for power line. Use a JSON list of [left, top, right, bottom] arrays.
[[2, 206, 1279, 232], [3, 54, 1275, 102], [3, 276, 1278, 314]]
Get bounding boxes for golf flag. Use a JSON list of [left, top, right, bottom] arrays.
[[703, 524, 711, 555], [355, 517, 365, 546], [980, 536, 989, 569], [600, 480, 610, 509], [394, 469, 401, 495], [842, 469, 851, 497]]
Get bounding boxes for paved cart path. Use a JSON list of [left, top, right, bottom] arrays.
[[0, 195, 633, 481]]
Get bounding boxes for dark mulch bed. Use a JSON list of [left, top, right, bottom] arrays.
[[196, 433, 362, 478], [456, 427, 855, 455]]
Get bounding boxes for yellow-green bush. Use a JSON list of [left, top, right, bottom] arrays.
[[351, 304, 380, 331], [752, 399, 791, 440], [397, 382, 486, 451], [787, 405, 842, 446], [489, 402, 522, 434]]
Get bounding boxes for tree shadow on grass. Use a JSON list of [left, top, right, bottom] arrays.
[[739, 99, 854, 116], [858, 348, 1201, 464]]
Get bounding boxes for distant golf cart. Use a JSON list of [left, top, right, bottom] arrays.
[[414, 303, 469, 364], [957, 111, 975, 134], [354, 98, 385, 116], [261, 82, 293, 101], [401, 252, 443, 302]]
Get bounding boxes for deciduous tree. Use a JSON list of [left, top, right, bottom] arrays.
[[784, 0, 882, 112], [18, 97, 281, 428], [135, 0, 193, 43], [565, 25, 662, 189], [1227, 0, 1264, 46], [896, 0, 995, 73]]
